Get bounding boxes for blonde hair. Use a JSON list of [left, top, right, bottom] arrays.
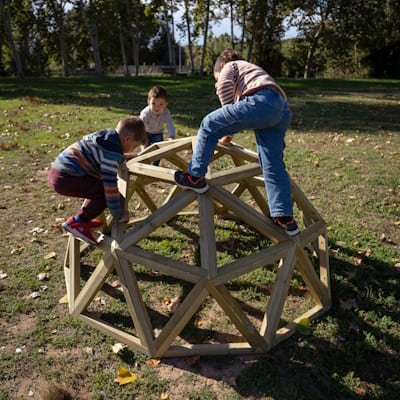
[[116, 116, 146, 145]]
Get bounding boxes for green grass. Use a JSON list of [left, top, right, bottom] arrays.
[[0, 76, 400, 399]]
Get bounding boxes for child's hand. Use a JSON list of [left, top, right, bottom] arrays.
[[219, 135, 233, 145], [125, 152, 138, 160]]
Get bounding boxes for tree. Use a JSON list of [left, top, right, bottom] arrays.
[[179, 0, 195, 72], [78, 0, 102, 76], [0, 0, 24, 77], [287, 0, 336, 78], [36, 0, 70, 76], [247, 0, 286, 74], [113, 0, 129, 76], [194, 0, 213, 73]]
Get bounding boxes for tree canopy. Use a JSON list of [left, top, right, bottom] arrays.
[[0, 0, 398, 78]]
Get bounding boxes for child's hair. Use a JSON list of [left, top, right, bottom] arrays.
[[116, 116, 146, 145], [214, 49, 244, 73], [148, 85, 168, 102]]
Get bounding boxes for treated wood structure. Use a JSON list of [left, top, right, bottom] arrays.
[[63, 137, 331, 358]]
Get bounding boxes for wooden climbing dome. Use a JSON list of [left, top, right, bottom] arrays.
[[63, 137, 331, 358]]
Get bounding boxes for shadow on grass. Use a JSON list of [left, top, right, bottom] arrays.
[[155, 244, 400, 400], [1, 76, 399, 136]]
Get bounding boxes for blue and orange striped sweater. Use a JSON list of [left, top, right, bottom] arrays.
[[52, 129, 124, 220]]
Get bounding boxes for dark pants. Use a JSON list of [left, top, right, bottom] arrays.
[[146, 132, 163, 166], [48, 167, 106, 222]]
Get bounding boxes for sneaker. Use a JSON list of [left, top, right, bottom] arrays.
[[62, 216, 98, 245], [271, 216, 301, 236], [86, 219, 104, 229], [174, 171, 209, 194]]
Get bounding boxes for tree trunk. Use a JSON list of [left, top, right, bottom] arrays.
[[114, 0, 129, 76], [230, 0, 234, 48], [200, 0, 210, 74], [303, 18, 324, 78], [126, 0, 140, 76], [303, 1, 330, 79], [0, 0, 24, 78], [54, 1, 70, 76], [239, 1, 247, 54], [184, 0, 195, 73], [163, 2, 174, 67], [80, 0, 102, 76]]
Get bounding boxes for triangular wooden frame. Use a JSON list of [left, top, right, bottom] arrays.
[[63, 137, 331, 357]]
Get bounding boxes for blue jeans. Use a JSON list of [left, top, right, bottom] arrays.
[[188, 88, 293, 217], [146, 132, 163, 166]]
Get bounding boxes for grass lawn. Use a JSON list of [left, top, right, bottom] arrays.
[[0, 75, 399, 400]]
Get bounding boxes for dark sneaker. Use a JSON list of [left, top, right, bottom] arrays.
[[62, 216, 98, 245], [271, 216, 301, 236], [174, 171, 209, 193]]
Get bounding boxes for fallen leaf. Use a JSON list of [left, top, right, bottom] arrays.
[[153, 328, 162, 338], [116, 367, 137, 385], [58, 294, 68, 304], [160, 392, 169, 399], [167, 296, 181, 313], [147, 358, 161, 368], [37, 272, 50, 281], [110, 280, 120, 288], [112, 343, 126, 354], [194, 318, 202, 327], [354, 387, 366, 395], [44, 252, 57, 260], [297, 318, 311, 335]]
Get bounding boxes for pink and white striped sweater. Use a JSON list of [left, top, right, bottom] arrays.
[[215, 60, 287, 106]]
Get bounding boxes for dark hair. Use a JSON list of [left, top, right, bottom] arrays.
[[214, 49, 244, 72], [148, 85, 168, 101], [116, 116, 146, 145]]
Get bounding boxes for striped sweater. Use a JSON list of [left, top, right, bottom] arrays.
[[52, 129, 124, 219], [215, 60, 287, 106]]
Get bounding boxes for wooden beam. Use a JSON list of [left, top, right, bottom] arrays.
[[273, 304, 328, 348], [210, 163, 262, 186], [261, 245, 296, 345], [154, 280, 209, 358], [213, 240, 294, 286], [198, 192, 218, 278], [68, 235, 81, 313], [116, 245, 205, 284], [78, 312, 151, 356], [111, 241, 156, 354], [318, 231, 331, 306], [120, 190, 197, 249], [211, 186, 288, 243], [295, 247, 330, 306], [127, 163, 176, 183], [72, 251, 115, 317], [128, 139, 193, 165], [207, 283, 268, 350]]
